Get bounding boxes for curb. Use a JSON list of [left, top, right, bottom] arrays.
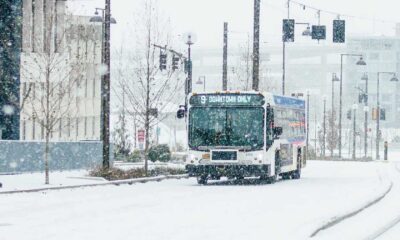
[[0, 174, 189, 195], [310, 181, 393, 238]]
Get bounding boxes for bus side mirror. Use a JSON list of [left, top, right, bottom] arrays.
[[273, 127, 283, 137], [177, 109, 185, 119]]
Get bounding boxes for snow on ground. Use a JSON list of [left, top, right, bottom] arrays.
[[314, 160, 400, 240], [0, 170, 105, 192], [0, 160, 392, 240], [113, 161, 185, 171]]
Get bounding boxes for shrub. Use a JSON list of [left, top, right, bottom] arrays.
[[128, 149, 142, 162], [148, 144, 171, 162], [89, 166, 186, 181]]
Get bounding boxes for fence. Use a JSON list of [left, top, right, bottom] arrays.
[[0, 140, 111, 173]]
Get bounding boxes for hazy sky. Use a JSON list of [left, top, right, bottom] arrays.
[[69, 0, 400, 49]]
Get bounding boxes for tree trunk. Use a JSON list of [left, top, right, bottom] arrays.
[[44, 131, 50, 184]]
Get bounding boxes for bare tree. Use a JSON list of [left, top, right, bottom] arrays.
[[327, 110, 339, 157], [20, 6, 97, 184], [113, 0, 185, 175], [231, 34, 252, 91]]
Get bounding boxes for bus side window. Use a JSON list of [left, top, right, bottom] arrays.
[[266, 106, 274, 149]]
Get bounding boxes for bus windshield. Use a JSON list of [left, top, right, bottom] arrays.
[[189, 107, 264, 151]]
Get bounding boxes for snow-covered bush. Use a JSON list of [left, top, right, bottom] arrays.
[[148, 144, 171, 162]]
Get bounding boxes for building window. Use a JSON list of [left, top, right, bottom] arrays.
[[67, 117, 71, 138], [40, 121, 44, 140], [32, 119, 36, 140], [75, 117, 79, 138], [84, 117, 87, 137], [92, 116, 95, 137], [92, 75, 96, 98], [59, 118, 62, 139], [22, 120, 26, 140]]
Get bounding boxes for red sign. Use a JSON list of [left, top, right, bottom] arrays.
[[138, 130, 145, 143]]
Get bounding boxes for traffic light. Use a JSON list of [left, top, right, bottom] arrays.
[[380, 108, 386, 120], [172, 55, 180, 71], [333, 20, 345, 43], [312, 25, 326, 40], [372, 108, 378, 120], [282, 19, 295, 42], [358, 93, 367, 103], [358, 93, 363, 103], [159, 53, 167, 70], [184, 59, 192, 74], [149, 108, 158, 118], [347, 109, 352, 120]]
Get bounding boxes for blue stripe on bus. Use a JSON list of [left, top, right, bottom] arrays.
[[273, 96, 305, 109]]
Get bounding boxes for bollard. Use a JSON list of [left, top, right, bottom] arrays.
[[384, 141, 388, 161]]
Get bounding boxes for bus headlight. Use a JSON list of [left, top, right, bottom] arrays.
[[187, 154, 197, 163]]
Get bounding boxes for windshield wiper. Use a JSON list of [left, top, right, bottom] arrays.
[[198, 146, 252, 151]]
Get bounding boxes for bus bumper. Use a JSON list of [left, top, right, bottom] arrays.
[[185, 164, 270, 178]]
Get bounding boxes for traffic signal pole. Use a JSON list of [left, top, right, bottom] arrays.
[[252, 0, 260, 91], [222, 22, 228, 91], [102, 0, 111, 169]]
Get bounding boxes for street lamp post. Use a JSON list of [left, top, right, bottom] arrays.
[[331, 73, 339, 157], [322, 96, 326, 158], [376, 72, 398, 160], [352, 104, 358, 160], [184, 33, 196, 95], [196, 76, 206, 91], [361, 73, 369, 158], [306, 91, 310, 160], [89, 6, 116, 169], [338, 54, 366, 158]]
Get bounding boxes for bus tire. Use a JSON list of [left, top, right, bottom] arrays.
[[266, 175, 277, 184], [291, 149, 302, 179], [291, 169, 301, 179], [275, 150, 281, 180], [281, 173, 291, 180], [197, 175, 208, 185]]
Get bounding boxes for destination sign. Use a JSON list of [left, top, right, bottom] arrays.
[[190, 94, 265, 106]]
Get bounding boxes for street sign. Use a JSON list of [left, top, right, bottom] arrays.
[[138, 129, 145, 143], [312, 25, 326, 40], [190, 94, 265, 106]]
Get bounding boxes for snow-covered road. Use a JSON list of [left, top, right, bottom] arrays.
[[0, 161, 395, 240]]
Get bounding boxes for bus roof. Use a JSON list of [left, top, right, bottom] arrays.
[[189, 91, 305, 109]]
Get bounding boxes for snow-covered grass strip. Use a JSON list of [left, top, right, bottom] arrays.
[[364, 215, 400, 240], [310, 180, 393, 238], [0, 174, 189, 195]]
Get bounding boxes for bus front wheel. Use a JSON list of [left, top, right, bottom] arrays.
[[197, 175, 208, 185]]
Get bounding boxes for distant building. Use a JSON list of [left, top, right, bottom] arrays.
[[20, 0, 102, 141], [346, 36, 400, 128], [0, 0, 22, 140]]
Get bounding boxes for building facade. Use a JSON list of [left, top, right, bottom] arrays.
[[0, 0, 22, 140], [346, 36, 400, 128], [20, 0, 102, 141]]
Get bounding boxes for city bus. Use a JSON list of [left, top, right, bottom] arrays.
[[178, 91, 307, 184]]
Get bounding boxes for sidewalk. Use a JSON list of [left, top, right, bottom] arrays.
[[0, 170, 106, 192]]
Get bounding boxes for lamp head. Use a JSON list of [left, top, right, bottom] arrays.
[[356, 57, 367, 66], [390, 74, 399, 82]]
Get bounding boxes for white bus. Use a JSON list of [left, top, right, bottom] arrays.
[[178, 91, 307, 185]]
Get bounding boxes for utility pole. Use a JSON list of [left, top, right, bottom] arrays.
[[252, 0, 260, 91], [323, 97, 326, 158], [102, 0, 111, 169], [306, 91, 310, 159], [362, 73, 368, 159], [282, 0, 290, 95], [352, 105, 357, 160], [222, 22, 228, 91]]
